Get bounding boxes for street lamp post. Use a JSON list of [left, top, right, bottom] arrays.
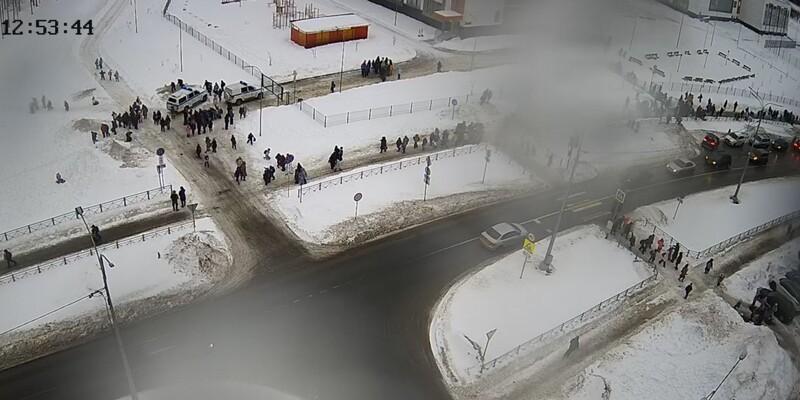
[[259, 73, 264, 136], [730, 89, 778, 204], [75, 207, 139, 400], [339, 41, 345, 93], [676, 15, 684, 48], [394, 0, 398, 26], [539, 135, 583, 274], [629, 16, 639, 53], [704, 350, 748, 399], [479, 329, 497, 374]]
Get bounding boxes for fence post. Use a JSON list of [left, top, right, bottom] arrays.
[[429, 100, 433, 110], [147, 190, 150, 200], [123, 197, 127, 207], [347, 112, 350, 124], [51, 217, 55, 226], [28, 225, 32, 233], [390, 105, 393, 117], [99, 203, 103, 213], [142, 234, 145, 241], [410, 103, 413, 113], [369, 108, 372, 120], [324, 116, 327, 128]]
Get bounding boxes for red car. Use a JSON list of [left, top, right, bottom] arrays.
[[702, 133, 720, 151], [793, 136, 800, 152]]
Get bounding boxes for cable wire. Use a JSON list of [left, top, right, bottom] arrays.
[[0, 289, 103, 336]]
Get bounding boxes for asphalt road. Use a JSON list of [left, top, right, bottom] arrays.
[[1, 149, 798, 400]]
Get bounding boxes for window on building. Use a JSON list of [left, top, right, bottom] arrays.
[[764, 4, 772, 25], [708, 0, 733, 13], [403, 0, 424, 10]]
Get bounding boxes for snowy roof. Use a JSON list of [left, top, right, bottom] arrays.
[[291, 14, 369, 33]]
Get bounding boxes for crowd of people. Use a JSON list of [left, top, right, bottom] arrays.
[[380, 121, 485, 155], [360, 56, 398, 82]]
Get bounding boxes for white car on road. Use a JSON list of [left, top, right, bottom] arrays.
[[666, 158, 696, 176], [723, 131, 747, 147], [224, 81, 265, 105]]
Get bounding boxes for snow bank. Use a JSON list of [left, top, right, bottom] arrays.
[[562, 292, 798, 400], [631, 177, 800, 252], [272, 145, 539, 246], [431, 225, 653, 384], [0, 218, 229, 338], [723, 237, 800, 303]]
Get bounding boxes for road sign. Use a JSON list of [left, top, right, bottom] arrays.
[[485, 149, 492, 162], [156, 148, 165, 156], [523, 234, 536, 255], [615, 188, 626, 204], [451, 99, 458, 107], [354, 192, 363, 202], [188, 203, 198, 212]]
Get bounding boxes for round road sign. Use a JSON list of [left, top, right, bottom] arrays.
[[354, 192, 363, 202], [156, 148, 165, 156]]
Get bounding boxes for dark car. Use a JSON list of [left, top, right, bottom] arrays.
[[786, 271, 800, 285], [702, 132, 720, 151], [704, 152, 732, 169], [750, 133, 771, 149], [748, 149, 770, 165], [771, 138, 789, 152], [792, 136, 800, 152]]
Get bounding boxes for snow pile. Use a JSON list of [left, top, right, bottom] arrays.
[[0, 218, 229, 346], [430, 225, 653, 384], [722, 237, 800, 303], [631, 177, 800, 252], [170, 0, 420, 81], [562, 292, 799, 400], [272, 145, 540, 246]]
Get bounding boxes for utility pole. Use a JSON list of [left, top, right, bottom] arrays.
[[539, 135, 583, 274], [178, 26, 183, 72], [394, 0, 398, 26], [75, 207, 139, 400], [704, 350, 748, 399], [259, 73, 263, 136], [629, 16, 638, 53], [676, 15, 684, 48], [339, 41, 345, 93], [133, 0, 139, 33]]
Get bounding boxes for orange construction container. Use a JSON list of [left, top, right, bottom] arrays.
[[291, 14, 369, 49]]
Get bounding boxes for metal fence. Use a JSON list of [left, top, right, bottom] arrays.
[[297, 93, 478, 128], [0, 220, 194, 285], [468, 273, 658, 375], [297, 144, 486, 198], [639, 208, 800, 259], [661, 81, 800, 108], [1, 185, 173, 243], [162, 13, 285, 101]]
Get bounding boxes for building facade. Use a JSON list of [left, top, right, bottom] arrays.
[[367, 0, 510, 36], [657, 0, 791, 35]]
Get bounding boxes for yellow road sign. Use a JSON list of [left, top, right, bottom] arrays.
[[523, 238, 536, 254]]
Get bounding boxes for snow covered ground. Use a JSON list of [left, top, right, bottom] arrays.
[[722, 237, 800, 304], [101, 0, 253, 100], [228, 68, 508, 173], [430, 225, 653, 384], [435, 35, 523, 53], [304, 67, 510, 114], [607, 0, 800, 111], [272, 145, 539, 246], [170, 0, 421, 81], [0, 218, 230, 345], [631, 177, 800, 253], [0, 0, 189, 237], [561, 292, 798, 400]]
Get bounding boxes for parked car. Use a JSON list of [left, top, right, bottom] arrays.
[[775, 279, 800, 320], [748, 149, 770, 165], [771, 138, 789, 152], [704, 152, 732, 169], [749, 133, 771, 149], [723, 131, 747, 147], [666, 158, 696, 176], [792, 136, 800, 152], [767, 290, 796, 324], [702, 132, 720, 151], [786, 271, 800, 285], [223, 80, 265, 105], [166, 88, 207, 113], [480, 223, 527, 250]]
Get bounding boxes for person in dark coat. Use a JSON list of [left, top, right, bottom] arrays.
[[380, 137, 388, 153], [330, 81, 336, 93], [678, 264, 689, 282], [234, 166, 242, 184], [4, 249, 17, 268], [716, 273, 724, 287], [211, 138, 218, 153], [196, 144, 202, 159], [91, 224, 102, 243], [230, 135, 237, 149], [170, 190, 179, 211], [178, 186, 187, 208], [684, 282, 693, 299], [263, 166, 276, 185], [704, 258, 714, 274], [247, 133, 256, 145], [395, 137, 402, 152], [675, 251, 684, 268], [629, 235, 636, 250]]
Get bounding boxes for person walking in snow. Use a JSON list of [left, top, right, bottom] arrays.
[[204, 155, 210, 168], [196, 144, 202, 159], [656, 237, 664, 252], [170, 190, 179, 211], [114, 70, 120, 82], [91, 225, 102, 244], [64, 100, 70, 112], [234, 166, 242, 185], [55, 172, 66, 184], [230, 135, 237, 149], [716, 273, 724, 287], [684, 282, 693, 299], [100, 70, 106, 80], [211, 138, 218, 153], [4, 249, 18, 268], [395, 137, 402, 152], [178, 186, 187, 208], [704, 258, 713, 274], [330, 81, 336, 93], [205, 137, 212, 152], [263, 166, 275, 186], [247, 133, 256, 145], [648, 249, 657, 263], [678, 264, 688, 282], [294, 163, 307, 185], [674, 251, 683, 268], [380, 137, 388, 153]]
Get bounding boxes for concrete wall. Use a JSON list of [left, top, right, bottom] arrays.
[[460, 0, 505, 27]]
